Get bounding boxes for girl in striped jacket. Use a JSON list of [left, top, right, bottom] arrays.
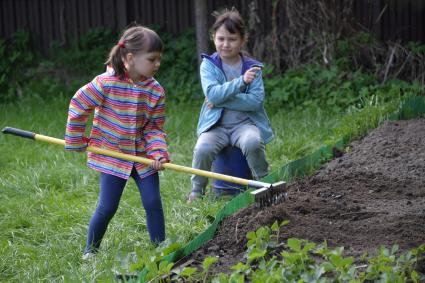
[[65, 26, 169, 259]]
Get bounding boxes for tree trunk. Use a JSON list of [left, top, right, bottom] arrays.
[[194, 0, 209, 66]]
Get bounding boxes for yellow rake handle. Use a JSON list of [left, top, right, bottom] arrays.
[[2, 127, 271, 189]]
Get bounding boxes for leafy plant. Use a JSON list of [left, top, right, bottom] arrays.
[[49, 26, 201, 103], [155, 28, 202, 103], [0, 30, 38, 103], [176, 256, 219, 282], [51, 27, 116, 77], [126, 241, 181, 282]]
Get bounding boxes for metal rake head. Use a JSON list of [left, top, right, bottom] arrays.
[[250, 181, 287, 208]]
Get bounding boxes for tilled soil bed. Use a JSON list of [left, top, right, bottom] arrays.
[[187, 118, 425, 274]]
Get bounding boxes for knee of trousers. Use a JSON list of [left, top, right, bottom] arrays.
[[96, 204, 119, 219], [240, 138, 263, 154], [143, 196, 163, 211], [194, 143, 216, 159]]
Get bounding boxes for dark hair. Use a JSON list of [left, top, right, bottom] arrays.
[[106, 25, 163, 79], [211, 8, 247, 39]]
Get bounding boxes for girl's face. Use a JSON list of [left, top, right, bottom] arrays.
[[213, 25, 245, 63], [124, 51, 161, 81]]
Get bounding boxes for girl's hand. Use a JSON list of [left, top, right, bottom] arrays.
[[151, 158, 167, 171], [243, 66, 261, 85], [205, 97, 214, 109], [74, 136, 90, 152]]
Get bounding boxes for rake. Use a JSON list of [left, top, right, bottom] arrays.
[[2, 127, 286, 207]]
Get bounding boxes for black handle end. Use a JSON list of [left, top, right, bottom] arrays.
[[2, 127, 36, 140]]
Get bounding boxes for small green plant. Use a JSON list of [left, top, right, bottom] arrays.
[[361, 244, 425, 282], [176, 256, 219, 282], [246, 220, 289, 264], [127, 241, 181, 282]]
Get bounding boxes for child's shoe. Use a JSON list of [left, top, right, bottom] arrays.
[[82, 252, 96, 260], [187, 191, 202, 202]]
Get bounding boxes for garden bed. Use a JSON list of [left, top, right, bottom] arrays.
[[187, 118, 425, 274]]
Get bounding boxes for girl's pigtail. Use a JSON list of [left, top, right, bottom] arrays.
[[106, 43, 126, 79]]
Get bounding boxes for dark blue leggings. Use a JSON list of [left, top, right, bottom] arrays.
[[84, 169, 165, 253]]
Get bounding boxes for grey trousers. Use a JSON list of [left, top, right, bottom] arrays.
[[191, 123, 269, 193]]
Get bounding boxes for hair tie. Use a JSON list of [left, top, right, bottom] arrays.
[[117, 41, 125, 48]]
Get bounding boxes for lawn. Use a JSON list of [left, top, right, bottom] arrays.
[[0, 92, 398, 281]]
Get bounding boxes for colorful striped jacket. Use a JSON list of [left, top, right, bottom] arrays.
[[65, 69, 169, 180]]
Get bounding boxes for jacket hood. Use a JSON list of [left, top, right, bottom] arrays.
[[201, 52, 263, 73]]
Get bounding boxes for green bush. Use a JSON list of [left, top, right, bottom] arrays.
[[155, 28, 202, 102], [51, 26, 202, 102], [0, 30, 38, 103], [264, 63, 425, 113], [50, 27, 116, 77]]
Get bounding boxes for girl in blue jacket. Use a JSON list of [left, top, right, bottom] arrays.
[[189, 9, 274, 201]]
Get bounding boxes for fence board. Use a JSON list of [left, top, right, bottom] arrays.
[[404, 1, 412, 42], [188, 0, 195, 27], [89, 0, 101, 27], [13, 0, 21, 30], [39, 0, 53, 51], [51, 0, 60, 43], [145, 0, 158, 25], [397, 0, 405, 41], [16, 0, 28, 29], [260, 0, 272, 32], [380, 0, 389, 40], [370, 0, 381, 37], [3, 0, 15, 36], [66, 0, 78, 39], [103, 0, 115, 28], [126, 0, 134, 23], [410, 0, 417, 41], [78, 0, 90, 36], [1, 1, 8, 35], [154, 0, 165, 28], [165, 0, 176, 34], [116, 0, 127, 29], [417, 1, 424, 42], [388, 0, 397, 41], [27, 0, 40, 48], [179, 0, 188, 32]]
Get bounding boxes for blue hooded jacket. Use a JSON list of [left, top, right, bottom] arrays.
[[196, 52, 274, 144]]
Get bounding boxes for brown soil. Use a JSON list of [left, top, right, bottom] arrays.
[[186, 118, 425, 274]]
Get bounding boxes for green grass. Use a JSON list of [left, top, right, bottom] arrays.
[[0, 92, 400, 281]]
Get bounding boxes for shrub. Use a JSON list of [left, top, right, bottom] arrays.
[[264, 62, 425, 113], [0, 30, 38, 103]]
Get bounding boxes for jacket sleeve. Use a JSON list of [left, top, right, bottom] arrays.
[[200, 61, 246, 105], [214, 71, 265, 112], [65, 76, 105, 150], [143, 91, 169, 162]]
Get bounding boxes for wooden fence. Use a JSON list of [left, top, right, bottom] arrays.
[[1, 0, 424, 54], [353, 0, 424, 43]]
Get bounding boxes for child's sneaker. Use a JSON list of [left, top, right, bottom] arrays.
[[82, 252, 95, 261], [187, 191, 202, 202]]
